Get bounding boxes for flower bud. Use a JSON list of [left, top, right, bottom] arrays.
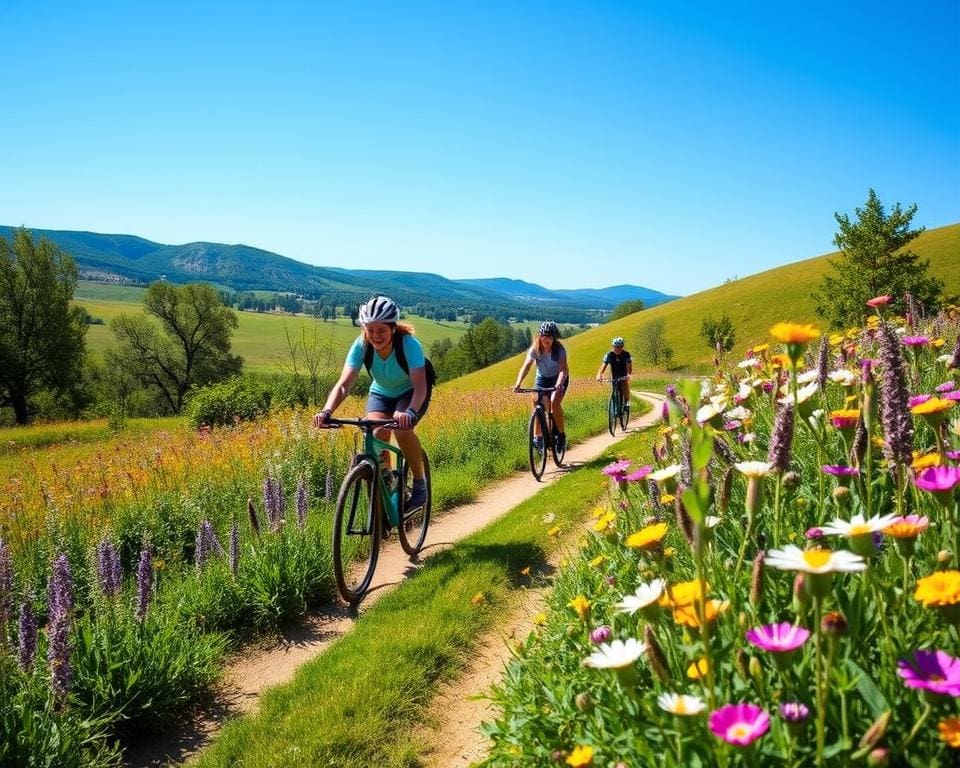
[[590, 626, 612, 645], [782, 470, 801, 492], [734, 648, 749, 679], [750, 551, 765, 607], [644, 625, 671, 684], [821, 611, 848, 637], [792, 573, 809, 616], [867, 747, 889, 767], [939, 550, 953, 566], [832, 486, 851, 505], [749, 655, 763, 686], [859, 710, 890, 750], [575, 692, 593, 712]]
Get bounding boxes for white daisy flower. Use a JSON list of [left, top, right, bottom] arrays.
[[820, 513, 899, 538], [736, 382, 753, 401], [765, 545, 867, 574], [778, 380, 819, 406], [796, 369, 820, 384], [828, 369, 857, 386], [649, 464, 682, 483], [696, 403, 723, 423], [738, 357, 761, 369], [938, 353, 953, 365], [615, 579, 665, 615], [705, 515, 721, 528], [657, 692, 707, 716], [734, 461, 774, 478], [740, 432, 757, 444], [724, 405, 752, 421], [584, 638, 647, 669]]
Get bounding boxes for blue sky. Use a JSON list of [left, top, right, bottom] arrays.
[[1, 1, 957, 296]]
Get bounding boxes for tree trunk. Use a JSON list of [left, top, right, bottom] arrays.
[[11, 392, 29, 425]]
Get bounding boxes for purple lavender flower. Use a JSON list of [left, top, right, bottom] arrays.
[[949, 333, 960, 370], [767, 404, 795, 473], [229, 519, 239, 576], [262, 476, 277, 527], [195, 520, 224, 569], [779, 702, 810, 723], [18, 600, 37, 671], [590, 625, 613, 644], [273, 477, 286, 524], [877, 323, 914, 468], [861, 358, 874, 385], [295, 476, 309, 530], [135, 544, 153, 623], [247, 497, 261, 537], [897, 649, 960, 696], [745, 622, 810, 653], [0, 538, 12, 627], [816, 336, 829, 393], [96, 537, 122, 597], [47, 554, 73, 707]]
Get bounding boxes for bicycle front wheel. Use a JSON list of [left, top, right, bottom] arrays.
[[619, 390, 630, 431], [398, 450, 431, 556], [551, 414, 566, 467], [608, 392, 618, 436], [332, 461, 382, 603], [528, 408, 548, 481]]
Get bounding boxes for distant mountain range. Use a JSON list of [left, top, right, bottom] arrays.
[[0, 226, 678, 320]]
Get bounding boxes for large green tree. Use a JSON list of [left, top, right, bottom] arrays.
[[813, 189, 943, 329], [608, 299, 645, 322], [110, 281, 242, 414], [0, 228, 88, 424]]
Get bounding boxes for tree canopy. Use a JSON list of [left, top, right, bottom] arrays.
[[609, 299, 645, 322], [0, 228, 88, 424], [110, 281, 242, 414], [813, 189, 943, 329]]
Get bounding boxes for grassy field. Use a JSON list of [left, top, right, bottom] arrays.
[[447, 222, 960, 389]]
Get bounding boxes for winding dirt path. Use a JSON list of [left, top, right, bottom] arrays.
[[124, 392, 664, 768]]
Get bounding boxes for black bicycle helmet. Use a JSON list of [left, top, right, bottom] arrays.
[[539, 321, 559, 337], [358, 295, 400, 325]]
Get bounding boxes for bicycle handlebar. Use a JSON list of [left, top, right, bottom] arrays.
[[515, 387, 557, 394], [322, 417, 399, 430], [601, 376, 631, 383]]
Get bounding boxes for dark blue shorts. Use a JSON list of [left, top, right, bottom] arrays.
[[535, 375, 568, 394], [366, 389, 431, 420]]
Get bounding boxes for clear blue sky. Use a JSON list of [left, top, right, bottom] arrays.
[[1, 1, 957, 296]]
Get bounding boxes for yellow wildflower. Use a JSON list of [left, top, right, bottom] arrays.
[[565, 745, 594, 767], [589, 554, 606, 568], [938, 717, 960, 748], [769, 322, 821, 344], [626, 522, 669, 551], [568, 595, 591, 620], [915, 571, 960, 607], [687, 657, 710, 680]]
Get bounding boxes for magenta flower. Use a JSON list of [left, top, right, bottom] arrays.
[[908, 394, 932, 409], [709, 703, 770, 746], [626, 465, 653, 482], [866, 295, 892, 308], [821, 465, 859, 478], [897, 650, 960, 697], [949, 450, 960, 461], [590, 625, 613, 644], [936, 382, 956, 394], [602, 460, 632, 478], [913, 466, 960, 493], [945, 391, 960, 402], [805, 527, 824, 540], [901, 336, 931, 347], [779, 702, 810, 722], [746, 622, 810, 653]]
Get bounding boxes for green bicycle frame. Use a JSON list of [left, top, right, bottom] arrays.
[[363, 431, 406, 527]]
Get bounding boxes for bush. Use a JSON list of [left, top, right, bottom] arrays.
[[185, 376, 272, 428]]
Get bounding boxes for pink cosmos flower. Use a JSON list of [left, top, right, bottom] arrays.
[[602, 460, 632, 478], [949, 450, 960, 462], [745, 622, 810, 653], [590, 625, 613, 645], [709, 703, 770, 746], [945, 391, 960, 402], [626, 465, 653, 482], [866, 295, 892, 308], [897, 650, 960, 697], [936, 382, 956, 393], [821, 465, 859, 478], [913, 466, 960, 493], [908, 394, 932, 409], [901, 336, 931, 348]]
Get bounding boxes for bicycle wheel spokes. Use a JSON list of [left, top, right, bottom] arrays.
[[528, 408, 548, 481], [332, 461, 381, 602], [398, 450, 431, 556], [619, 390, 630, 431], [550, 413, 566, 466], [608, 392, 617, 435]]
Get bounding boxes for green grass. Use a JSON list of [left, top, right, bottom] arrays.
[[192, 428, 654, 768], [0, 416, 181, 454], [447, 222, 960, 388]]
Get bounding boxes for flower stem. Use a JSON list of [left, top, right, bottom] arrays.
[[898, 701, 932, 753], [814, 597, 825, 767]]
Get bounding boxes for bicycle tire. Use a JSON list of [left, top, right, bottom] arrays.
[[332, 460, 381, 603], [528, 407, 548, 481], [398, 449, 431, 556], [619, 389, 630, 431], [550, 412, 566, 467], [608, 391, 618, 436]]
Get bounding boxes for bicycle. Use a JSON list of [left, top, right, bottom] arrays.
[[603, 376, 631, 435], [325, 417, 432, 603], [516, 387, 565, 481]]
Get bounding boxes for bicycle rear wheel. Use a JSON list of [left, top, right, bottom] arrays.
[[619, 390, 630, 431], [332, 461, 381, 603], [551, 413, 566, 467], [528, 408, 548, 481], [398, 450, 431, 556], [608, 391, 618, 436]]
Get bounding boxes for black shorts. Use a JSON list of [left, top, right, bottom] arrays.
[[535, 375, 568, 394], [366, 389, 431, 420]]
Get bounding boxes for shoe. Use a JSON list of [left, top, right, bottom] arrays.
[[556, 433, 566, 452], [532, 436, 544, 453], [407, 479, 428, 510], [381, 521, 392, 539]]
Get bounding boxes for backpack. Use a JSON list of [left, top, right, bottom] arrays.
[[362, 334, 437, 396]]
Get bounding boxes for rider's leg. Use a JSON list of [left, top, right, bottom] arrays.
[[620, 380, 630, 408], [551, 388, 567, 433], [394, 428, 425, 479], [367, 410, 394, 468], [531, 393, 543, 437]]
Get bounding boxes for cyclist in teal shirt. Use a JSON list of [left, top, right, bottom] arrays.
[[314, 296, 430, 509]]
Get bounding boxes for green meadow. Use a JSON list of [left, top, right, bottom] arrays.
[[447, 222, 960, 389]]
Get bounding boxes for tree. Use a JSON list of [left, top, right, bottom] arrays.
[[0, 229, 88, 424], [813, 189, 943, 329], [636, 318, 673, 368], [110, 282, 242, 414], [459, 317, 509, 370], [700, 314, 736, 354], [609, 299, 645, 322]]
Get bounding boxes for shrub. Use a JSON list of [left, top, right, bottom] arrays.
[[185, 376, 272, 428]]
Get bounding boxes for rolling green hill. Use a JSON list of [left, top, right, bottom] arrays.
[[448, 222, 960, 390]]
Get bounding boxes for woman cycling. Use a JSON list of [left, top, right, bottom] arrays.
[[597, 336, 632, 415], [513, 321, 569, 453], [313, 295, 429, 510]]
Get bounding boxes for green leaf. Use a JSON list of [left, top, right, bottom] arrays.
[[847, 658, 888, 718]]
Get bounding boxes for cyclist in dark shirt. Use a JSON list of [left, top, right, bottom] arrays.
[[596, 336, 632, 415]]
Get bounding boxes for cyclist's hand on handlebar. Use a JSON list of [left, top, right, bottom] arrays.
[[313, 409, 333, 429], [394, 409, 417, 430], [513, 383, 521, 393]]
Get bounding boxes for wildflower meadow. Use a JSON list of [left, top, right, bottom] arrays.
[[483, 301, 960, 767]]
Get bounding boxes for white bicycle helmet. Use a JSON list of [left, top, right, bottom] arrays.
[[358, 295, 400, 325], [538, 321, 559, 337], [612, 336, 625, 347]]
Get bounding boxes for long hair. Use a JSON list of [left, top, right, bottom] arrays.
[[531, 334, 563, 361], [362, 321, 416, 345]]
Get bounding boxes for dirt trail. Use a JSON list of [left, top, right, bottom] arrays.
[[124, 392, 664, 768]]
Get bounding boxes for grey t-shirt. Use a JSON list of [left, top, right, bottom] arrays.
[[527, 345, 567, 379]]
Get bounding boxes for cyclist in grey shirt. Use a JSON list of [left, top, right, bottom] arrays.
[[513, 321, 570, 452]]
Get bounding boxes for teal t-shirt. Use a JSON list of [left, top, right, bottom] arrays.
[[346, 334, 426, 398]]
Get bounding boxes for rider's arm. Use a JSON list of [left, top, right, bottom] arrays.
[[514, 356, 534, 389], [596, 362, 608, 380], [318, 362, 360, 416], [407, 366, 428, 416], [626, 360, 633, 376], [556, 349, 569, 388]]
